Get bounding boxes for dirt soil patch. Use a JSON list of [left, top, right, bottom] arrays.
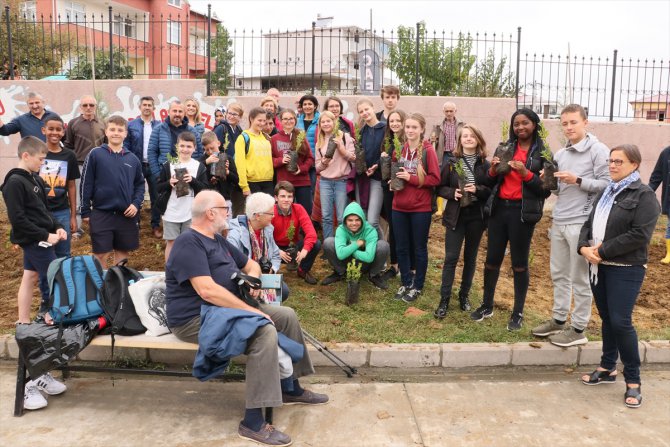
[[0, 202, 668, 336]]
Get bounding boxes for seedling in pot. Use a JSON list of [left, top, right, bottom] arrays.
[[167, 152, 190, 198], [493, 120, 513, 175], [538, 124, 558, 190], [454, 158, 473, 208], [354, 125, 367, 175], [380, 137, 392, 181], [389, 136, 406, 191], [345, 259, 363, 305]]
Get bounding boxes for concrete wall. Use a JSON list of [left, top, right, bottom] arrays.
[[1, 79, 669, 186]]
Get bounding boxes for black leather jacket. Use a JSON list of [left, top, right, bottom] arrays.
[[578, 179, 660, 265], [484, 139, 551, 224], [436, 155, 491, 230]]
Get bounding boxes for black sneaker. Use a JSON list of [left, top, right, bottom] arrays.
[[402, 288, 422, 303], [320, 272, 344, 286], [507, 313, 524, 331], [368, 274, 388, 290], [458, 295, 471, 312], [470, 305, 493, 322], [382, 266, 399, 280], [394, 285, 409, 300], [434, 300, 449, 319]]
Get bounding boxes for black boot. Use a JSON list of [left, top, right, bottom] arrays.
[[433, 297, 449, 319], [458, 293, 471, 312]]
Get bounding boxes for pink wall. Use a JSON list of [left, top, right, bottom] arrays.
[[2, 80, 669, 195]]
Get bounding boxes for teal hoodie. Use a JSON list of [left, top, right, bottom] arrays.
[[334, 202, 379, 263]]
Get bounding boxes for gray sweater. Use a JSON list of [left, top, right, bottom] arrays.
[[552, 133, 610, 225]]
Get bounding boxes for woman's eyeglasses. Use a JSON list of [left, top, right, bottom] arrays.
[[606, 159, 625, 166]]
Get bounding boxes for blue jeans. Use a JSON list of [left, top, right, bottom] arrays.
[[51, 208, 72, 258], [591, 264, 646, 385], [320, 178, 348, 240], [392, 210, 432, 290], [143, 163, 161, 229]]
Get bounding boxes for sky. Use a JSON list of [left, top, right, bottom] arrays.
[[193, 0, 670, 59]]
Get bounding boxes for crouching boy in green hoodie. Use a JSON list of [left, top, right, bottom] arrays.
[[321, 202, 390, 290]]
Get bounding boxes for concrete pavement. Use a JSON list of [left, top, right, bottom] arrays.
[[2, 364, 669, 446]]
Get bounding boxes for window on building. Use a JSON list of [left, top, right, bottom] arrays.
[[646, 110, 658, 120], [65, 2, 86, 21], [19, 1, 36, 21], [113, 15, 136, 39], [167, 65, 181, 79], [167, 0, 182, 7], [167, 20, 181, 45], [189, 33, 207, 56]]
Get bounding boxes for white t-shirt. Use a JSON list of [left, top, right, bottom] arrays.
[[163, 158, 200, 223], [142, 121, 153, 161]]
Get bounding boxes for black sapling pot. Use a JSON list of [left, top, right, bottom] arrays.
[[325, 137, 338, 159], [345, 280, 360, 306], [287, 151, 299, 174], [542, 159, 558, 190], [458, 178, 473, 208], [493, 142, 513, 175], [212, 153, 228, 180], [173, 167, 190, 197], [390, 162, 406, 191], [285, 246, 298, 271], [354, 142, 367, 175], [380, 156, 392, 182]]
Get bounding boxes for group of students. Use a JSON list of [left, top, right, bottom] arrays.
[[2, 86, 667, 413]]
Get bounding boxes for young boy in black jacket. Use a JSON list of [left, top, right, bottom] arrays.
[[0, 136, 68, 410]]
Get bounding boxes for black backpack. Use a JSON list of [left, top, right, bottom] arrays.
[[100, 259, 146, 337]]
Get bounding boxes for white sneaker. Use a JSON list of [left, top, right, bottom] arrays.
[[30, 372, 67, 395], [24, 384, 48, 410]]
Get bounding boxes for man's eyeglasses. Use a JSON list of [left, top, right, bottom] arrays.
[[606, 159, 625, 166], [81, 104, 96, 107], [210, 206, 230, 212]]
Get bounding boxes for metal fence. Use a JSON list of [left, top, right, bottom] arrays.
[[2, 5, 668, 121]]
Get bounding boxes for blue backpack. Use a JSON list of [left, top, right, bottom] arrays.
[[47, 256, 105, 324]]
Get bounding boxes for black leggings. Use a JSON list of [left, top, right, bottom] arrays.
[[482, 201, 536, 315]]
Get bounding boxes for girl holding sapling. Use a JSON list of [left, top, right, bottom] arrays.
[[391, 113, 441, 304], [470, 108, 551, 331], [315, 111, 356, 239], [271, 109, 315, 214], [434, 124, 491, 318], [355, 98, 387, 237], [379, 110, 408, 279]]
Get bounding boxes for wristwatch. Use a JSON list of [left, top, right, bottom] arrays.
[[576, 177, 582, 185]]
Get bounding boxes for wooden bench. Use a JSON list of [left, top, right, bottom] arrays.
[[14, 333, 272, 423]]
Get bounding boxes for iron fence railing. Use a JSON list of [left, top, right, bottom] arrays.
[[2, 5, 668, 121]]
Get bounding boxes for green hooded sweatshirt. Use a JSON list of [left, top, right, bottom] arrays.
[[334, 202, 379, 263]]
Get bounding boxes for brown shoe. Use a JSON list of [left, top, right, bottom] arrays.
[[152, 227, 163, 238], [282, 389, 329, 406], [238, 422, 292, 446], [297, 269, 317, 285]]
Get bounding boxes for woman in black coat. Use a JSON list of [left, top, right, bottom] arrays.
[[434, 124, 491, 318], [578, 144, 660, 408]]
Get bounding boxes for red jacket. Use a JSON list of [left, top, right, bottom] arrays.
[[271, 130, 314, 187], [392, 139, 441, 213], [272, 203, 317, 252]]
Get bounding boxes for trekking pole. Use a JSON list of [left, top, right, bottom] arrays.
[[302, 330, 357, 377]]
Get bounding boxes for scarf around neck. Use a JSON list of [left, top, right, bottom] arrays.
[[589, 170, 640, 284]]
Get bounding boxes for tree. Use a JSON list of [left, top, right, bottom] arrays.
[[211, 23, 233, 95], [0, 0, 71, 79], [465, 49, 516, 98], [388, 22, 475, 96], [66, 47, 134, 80]]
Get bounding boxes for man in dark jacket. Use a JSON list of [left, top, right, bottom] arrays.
[[649, 145, 670, 263], [124, 96, 162, 238], [147, 100, 203, 179], [0, 92, 60, 141]]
